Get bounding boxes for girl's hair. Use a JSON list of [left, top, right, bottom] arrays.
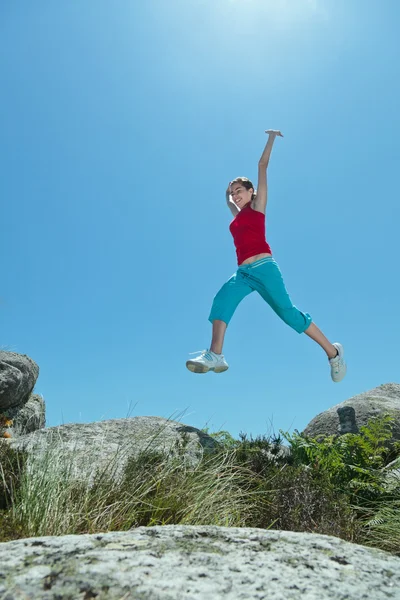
[[230, 177, 257, 201]]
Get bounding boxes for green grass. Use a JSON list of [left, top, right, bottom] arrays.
[[0, 415, 399, 556]]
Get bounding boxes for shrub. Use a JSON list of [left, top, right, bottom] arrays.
[[263, 465, 361, 542], [281, 414, 396, 504], [0, 442, 26, 510], [0, 442, 27, 542]]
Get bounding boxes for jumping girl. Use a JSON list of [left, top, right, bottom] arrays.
[[186, 130, 347, 382]]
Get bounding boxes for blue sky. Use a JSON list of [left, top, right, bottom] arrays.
[[1, 0, 399, 439]]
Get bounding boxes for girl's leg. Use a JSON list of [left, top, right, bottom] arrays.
[[254, 260, 313, 336], [207, 271, 254, 354], [254, 260, 342, 366], [186, 272, 253, 373], [210, 320, 227, 355], [303, 322, 338, 359]]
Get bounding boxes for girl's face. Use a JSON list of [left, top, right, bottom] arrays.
[[230, 183, 253, 210]]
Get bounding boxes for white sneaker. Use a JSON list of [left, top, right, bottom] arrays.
[[186, 350, 229, 374], [329, 342, 347, 382]]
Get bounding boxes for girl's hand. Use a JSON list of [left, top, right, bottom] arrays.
[[265, 130, 284, 137], [226, 182, 232, 195]]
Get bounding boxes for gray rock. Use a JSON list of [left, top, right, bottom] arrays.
[[0, 526, 399, 599], [262, 445, 291, 463], [0, 351, 39, 410], [385, 456, 400, 471], [383, 456, 400, 489], [303, 383, 400, 442], [9, 417, 219, 481], [1, 394, 45, 438], [337, 406, 359, 434]]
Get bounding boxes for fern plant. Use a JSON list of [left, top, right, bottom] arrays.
[[281, 414, 396, 502]]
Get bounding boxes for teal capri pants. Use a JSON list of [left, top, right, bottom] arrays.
[[208, 257, 312, 333]]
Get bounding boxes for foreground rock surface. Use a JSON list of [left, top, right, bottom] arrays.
[[0, 526, 399, 600], [303, 383, 400, 442], [9, 417, 218, 480]]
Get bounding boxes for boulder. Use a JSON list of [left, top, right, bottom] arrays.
[[0, 394, 45, 438], [0, 351, 39, 410], [9, 416, 219, 481], [0, 525, 399, 599], [303, 383, 400, 442]]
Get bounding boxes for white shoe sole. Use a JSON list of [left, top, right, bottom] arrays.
[[186, 360, 209, 374], [186, 361, 228, 374]]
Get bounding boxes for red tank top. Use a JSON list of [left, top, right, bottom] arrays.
[[229, 204, 272, 265]]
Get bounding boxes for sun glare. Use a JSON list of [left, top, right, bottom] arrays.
[[224, 0, 327, 24]]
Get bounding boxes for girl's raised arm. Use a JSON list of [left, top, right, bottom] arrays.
[[253, 130, 283, 214]]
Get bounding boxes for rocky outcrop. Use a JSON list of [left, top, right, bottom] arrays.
[[9, 417, 219, 481], [303, 383, 400, 442], [0, 526, 399, 599], [0, 352, 43, 439], [2, 394, 45, 437], [0, 351, 39, 409]]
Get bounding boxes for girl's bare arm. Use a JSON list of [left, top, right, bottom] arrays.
[[253, 130, 283, 214]]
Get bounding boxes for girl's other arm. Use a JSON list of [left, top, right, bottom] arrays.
[[226, 183, 239, 217]]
